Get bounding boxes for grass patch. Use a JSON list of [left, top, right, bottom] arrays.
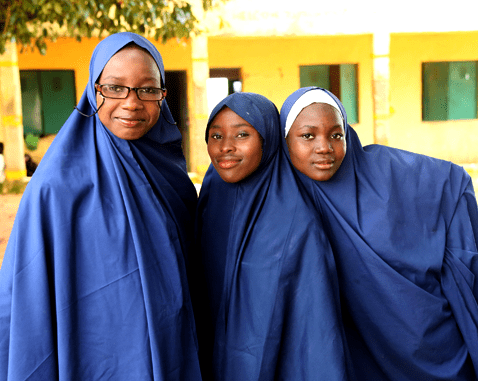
[[1, 180, 28, 195]]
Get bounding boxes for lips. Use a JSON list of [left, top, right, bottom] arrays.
[[116, 117, 144, 127], [313, 159, 334, 169], [217, 157, 241, 169]]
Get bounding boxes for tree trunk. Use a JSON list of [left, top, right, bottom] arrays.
[[0, 39, 26, 180]]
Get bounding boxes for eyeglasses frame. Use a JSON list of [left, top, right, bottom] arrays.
[[95, 83, 167, 101]]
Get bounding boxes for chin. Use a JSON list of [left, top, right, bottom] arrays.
[[215, 169, 247, 184], [301, 169, 333, 182], [315, 172, 335, 181], [217, 173, 240, 183], [113, 128, 152, 141]]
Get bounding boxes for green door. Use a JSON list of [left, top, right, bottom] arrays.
[[20, 70, 76, 135], [448, 61, 476, 120], [300, 65, 330, 89], [40, 71, 76, 134], [20, 71, 43, 135], [340, 64, 358, 124], [299, 64, 359, 124], [422, 61, 477, 121], [422, 62, 449, 121]]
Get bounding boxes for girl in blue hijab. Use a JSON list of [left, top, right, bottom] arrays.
[[0, 32, 201, 380], [281, 86, 478, 380], [194, 92, 351, 380]]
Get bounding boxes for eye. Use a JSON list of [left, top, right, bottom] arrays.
[[331, 133, 344, 140], [139, 87, 159, 95], [210, 133, 222, 140], [106, 85, 125, 93], [301, 133, 314, 140], [237, 132, 250, 138]]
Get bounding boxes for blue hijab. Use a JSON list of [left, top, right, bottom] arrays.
[[281, 87, 478, 380], [0, 32, 201, 380], [194, 92, 351, 380]]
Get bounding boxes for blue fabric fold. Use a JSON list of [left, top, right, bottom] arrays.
[[194, 92, 351, 380], [0, 32, 201, 380], [280, 86, 478, 380]]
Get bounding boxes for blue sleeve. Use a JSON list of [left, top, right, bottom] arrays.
[[442, 179, 478, 372]]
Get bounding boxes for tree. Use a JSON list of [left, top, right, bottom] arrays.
[[0, 0, 214, 54], [0, 0, 214, 182]]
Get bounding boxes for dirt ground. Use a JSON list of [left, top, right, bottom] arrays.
[[0, 193, 23, 267]]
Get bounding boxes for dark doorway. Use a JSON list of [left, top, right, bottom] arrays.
[[209, 68, 242, 94], [164, 70, 190, 170]]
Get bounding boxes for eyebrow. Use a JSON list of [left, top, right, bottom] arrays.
[[209, 123, 253, 129], [100, 75, 160, 83], [297, 124, 343, 129]]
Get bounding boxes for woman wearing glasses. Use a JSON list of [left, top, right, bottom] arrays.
[[0, 33, 202, 380]]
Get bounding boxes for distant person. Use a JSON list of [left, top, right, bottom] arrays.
[[194, 92, 350, 380], [24, 154, 37, 177], [0, 143, 5, 184], [281, 86, 478, 380], [0, 33, 201, 380]]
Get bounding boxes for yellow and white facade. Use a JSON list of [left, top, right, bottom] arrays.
[[1, 0, 478, 180]]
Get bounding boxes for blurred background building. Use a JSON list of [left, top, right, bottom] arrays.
[[2, 0, 478, 182]]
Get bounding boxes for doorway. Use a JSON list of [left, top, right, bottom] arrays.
[[164, 70, 190, 170]]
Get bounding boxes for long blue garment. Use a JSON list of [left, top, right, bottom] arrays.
[[0, 33, 201, 380], [194, 92, 351, 380], [280, 87, 478, 380]]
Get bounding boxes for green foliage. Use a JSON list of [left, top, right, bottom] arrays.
[[1, 179, 28, 194], [0, 0, 215, 54], [25, 134, 39, 150]]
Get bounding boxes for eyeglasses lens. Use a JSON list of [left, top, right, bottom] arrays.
[[99, 85, 164, 101]]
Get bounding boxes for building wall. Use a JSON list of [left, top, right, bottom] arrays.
[[390, 31, 478, 163], [18, 38, 99, 104], [210, 32, 478, 165], [17, 37, 193, 103], [208, 34, 375, 145], [12, 31, 478, 171]]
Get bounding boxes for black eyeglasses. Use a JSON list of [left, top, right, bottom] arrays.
[[95, 84, 167, 101]]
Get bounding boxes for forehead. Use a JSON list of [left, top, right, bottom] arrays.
[[99, 46, 161, 83], [294, 103, 343, 126], [210, 107, 253, 127]]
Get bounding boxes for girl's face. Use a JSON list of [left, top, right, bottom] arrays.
[[207, 107, 263, 183], [96, 46, 163, 140], [286, 103, 346, 181]]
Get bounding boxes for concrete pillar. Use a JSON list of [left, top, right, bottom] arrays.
[[0, 40, 26, 180], [372, 32, 391, 146], [189, 1, 211, 176]]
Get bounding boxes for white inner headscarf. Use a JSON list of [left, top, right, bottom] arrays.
[[284, 89, 343, 137]]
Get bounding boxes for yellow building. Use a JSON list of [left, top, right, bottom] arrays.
[[3, 0, 478, 179]]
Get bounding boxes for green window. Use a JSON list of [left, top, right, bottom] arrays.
[[422, 61, 477, 121], [20, 70, 76, 136], [299, 64, 359, 124]]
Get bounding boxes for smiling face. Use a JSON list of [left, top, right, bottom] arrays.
[[96, 46, 163, 140], [286, 103, 346, 181], [207, 107, 263, 183]]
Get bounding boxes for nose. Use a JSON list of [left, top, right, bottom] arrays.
[[121, 89, 143, 110], [315, 137, 333, 153], [219, 136, 235, 153]]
